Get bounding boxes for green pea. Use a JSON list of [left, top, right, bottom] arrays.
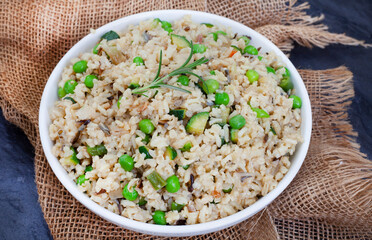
[[266, 67, 275, 74], [133, 56, 144, 66], [210, 70, 216, 75], [289, 95, 302, 109], [85, 165, 93, 172], [258, 56, 263, 61], [73, 60, 88, 73], [152, 210, 166, 225], [279, 77, 294, 92], [84, 75, 97, 88], [119, 154, 134, 172], [117, 96, 122, 109], [122, 183, 138, 201], [58, 87, 66, 98], [193, 44, 207, 54], [63, 79, 78, 94], [229, 115, 246, 129], [166, 175, 180, 193], [202, 79, 219, 94], [215, 92, 230, 106], [246, 69, 259, 83], [177, 75, 190, 86], [251, 108, 270, 118], [244, 45, 258, 55], [76, 175, 87, 185], [239, 36, 251, 45], [93, 43, 100, 54], [87, 144, 107, 156], [171, 202, 185, 211], [139, 119, 155, 134]]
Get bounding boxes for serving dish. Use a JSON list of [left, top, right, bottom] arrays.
[[39, 10, 311, 237]]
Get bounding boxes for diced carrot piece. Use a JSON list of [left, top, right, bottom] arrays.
[[228, 49, 238, 57]]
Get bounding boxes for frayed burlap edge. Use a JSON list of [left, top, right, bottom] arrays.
[[268, 67, 372, 239]]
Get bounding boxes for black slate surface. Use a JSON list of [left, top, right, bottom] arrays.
[[0, 1, 370, 239]]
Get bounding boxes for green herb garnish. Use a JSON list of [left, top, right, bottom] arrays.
[[131, 41, 208, 95]]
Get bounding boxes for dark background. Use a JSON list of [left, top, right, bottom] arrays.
[[0, 1, 371, 239]]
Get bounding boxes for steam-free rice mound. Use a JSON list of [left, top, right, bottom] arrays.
[[49, 16, 302, 225]]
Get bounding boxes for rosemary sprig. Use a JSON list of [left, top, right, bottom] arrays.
[[132, 41, 208, 95]]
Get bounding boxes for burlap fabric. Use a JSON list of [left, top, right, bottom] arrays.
[[0, 0, 371, 239]]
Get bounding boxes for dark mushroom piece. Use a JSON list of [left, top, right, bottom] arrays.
[[188, 174, 194, 192], [239, 173, 252, 182], [206, 101, 214, 106], [137, 179, 143, 189], [72, 119, 91, 144], [242, 35, 252, 41], [142, 30, 152, 43], [224, 68, 231, 83], [175, 219, 187, 225], [115, 198, 123, 215], [99, 123, 111, 135]]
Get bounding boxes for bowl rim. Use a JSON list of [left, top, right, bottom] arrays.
[[39, 9, 312, 237]]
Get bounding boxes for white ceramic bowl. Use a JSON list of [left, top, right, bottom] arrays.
[[39, 10, 312, 237]]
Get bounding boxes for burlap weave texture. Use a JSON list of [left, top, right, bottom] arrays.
[[0, 0, 371, 239]]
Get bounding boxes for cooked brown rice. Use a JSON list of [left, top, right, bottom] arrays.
[[49, 16, 302, 225]]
